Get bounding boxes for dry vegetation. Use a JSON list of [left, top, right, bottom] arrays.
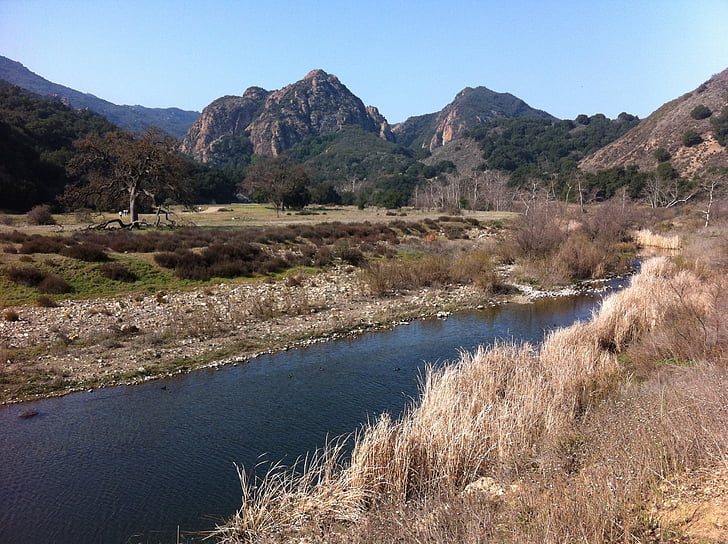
[[211, 247, 728, 542]]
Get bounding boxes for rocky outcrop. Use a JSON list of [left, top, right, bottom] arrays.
[[181, 69, 394, 161], [180, 87, 269, 163], [392, 86, 555, 151], [580, 67, 728, 177]]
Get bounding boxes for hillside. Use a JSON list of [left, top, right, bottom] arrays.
[[580, 67, 728, 177], [0, 56, 199, 139], [392, 86, 555, 151]]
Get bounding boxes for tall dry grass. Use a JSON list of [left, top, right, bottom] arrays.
[[633, 228, 681, 250], [212, 256, 728, 543]]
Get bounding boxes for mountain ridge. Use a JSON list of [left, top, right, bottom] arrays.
[[0, 56, 200, 139]]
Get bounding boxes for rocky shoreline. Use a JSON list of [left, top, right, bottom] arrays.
[[0, 266, 618, 405]]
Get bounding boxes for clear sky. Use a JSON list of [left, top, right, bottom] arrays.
[[1, 0, 727, 124]]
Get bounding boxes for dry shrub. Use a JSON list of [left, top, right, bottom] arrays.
[[61, 242, 108, 262], [19, 235, 67, 255], [38, 273, 72, 294], [36, 295, 59, 308], [450, 250, 505, 292], [3, 309, 20, 322], [512, 203, 566, 259], [553, 234, 606, 279], [6, 264, 46, 287], [26, 204, 56, 225], [99, 262, 138, 283]]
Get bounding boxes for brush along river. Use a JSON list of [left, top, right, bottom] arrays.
[[0, 277, 626, 543]]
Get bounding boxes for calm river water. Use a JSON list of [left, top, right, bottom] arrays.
[[0, 281, 625, 544]]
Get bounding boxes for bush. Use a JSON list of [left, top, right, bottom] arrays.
[[690, 104, 712, 120], [38, 273, 72, 294], [681, 130, 703, 147], [19, 235, 67, 254], [36, 295, 59, 307], [3, 309, 20, 322], [26, 205, 56, 226], [653, 147, 671, 163], [99, 262, 138, 283], [61, 242, 108, 262], [6, 265, 46, 287]]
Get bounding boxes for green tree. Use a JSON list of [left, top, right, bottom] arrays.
[[653, 147, 671, 163], [239, 156, 311, 215], [65, 128, 190, 225], [711, 106, 728, 147]]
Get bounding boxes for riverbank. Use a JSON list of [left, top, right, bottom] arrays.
[[0, 262, 617, 405], [211, 256, 728, 544]]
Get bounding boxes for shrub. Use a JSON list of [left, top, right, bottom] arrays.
[[3, 309, 20, 322], [681, 130, 703, 147], [3, 246, 17, 254], [6, 265, 46, 287], [690, 104, 712, 120], [61, 242, 108, 262], [36, 295, 59, 308], [38, 273, 72, 294], [711, 105, 728, 147], [19, 235, 67, 254], [99, 262, 138, 283], [26, 205, 57, 225], [653, 147, 671, 163]]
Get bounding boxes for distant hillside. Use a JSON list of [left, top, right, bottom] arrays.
[[580, 67, 728, 177], [0, 56, 199, 139], [467, 113, 641, 183], [392, 86, 555, 152], [0, 83, 118, 211]]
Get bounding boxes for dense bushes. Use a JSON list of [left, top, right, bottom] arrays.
[[5, 264, 72, 294]]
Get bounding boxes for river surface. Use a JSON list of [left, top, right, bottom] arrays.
[[0, 281, 625, 544]]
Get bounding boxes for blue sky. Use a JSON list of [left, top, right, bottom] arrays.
[[1, 0, 727, 124]]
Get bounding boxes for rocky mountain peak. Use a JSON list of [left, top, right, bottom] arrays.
[[392, 85, 555, 151], [182, 70, 394, 161]]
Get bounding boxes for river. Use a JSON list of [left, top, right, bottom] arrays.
[[0, 279, 625, 543]]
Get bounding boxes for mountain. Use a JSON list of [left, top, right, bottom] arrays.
[[0, 56, 199, 139], [181, 69, 393, 162], [391, 86, 556, 152], [580, 68, 728, 177]]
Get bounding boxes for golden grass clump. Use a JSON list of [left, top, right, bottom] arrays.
[[633, 228, 681, 250]]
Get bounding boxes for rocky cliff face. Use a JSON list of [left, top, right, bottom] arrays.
[[181, 69, 393, 161], [392, 86, 554, 151], [580, 68, 728, 177]]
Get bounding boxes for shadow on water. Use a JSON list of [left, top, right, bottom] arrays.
[[0, 278, 628, 543]]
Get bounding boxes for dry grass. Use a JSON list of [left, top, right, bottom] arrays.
[[211, 253, 728, 543], [633, 228, 682, 250], [359, 250, 506, 296]]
